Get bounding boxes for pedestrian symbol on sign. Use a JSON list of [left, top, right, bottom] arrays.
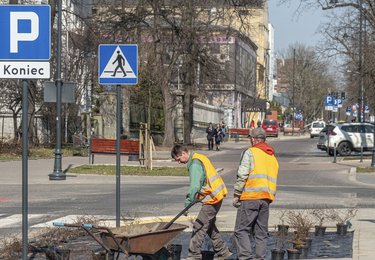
[[111, 51, 126, 77], [99, 46, 136, 80]]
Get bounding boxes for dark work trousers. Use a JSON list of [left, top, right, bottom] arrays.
[[207, 138, 214, 150], [188, 200, 229, 259], [234, 199, 270, 260]]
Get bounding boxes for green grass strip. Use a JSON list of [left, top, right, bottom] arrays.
[[0, 146, 88, 161], [68, 164, 189, 176], [342, 156, 371, 161], [356, 167, 375, 173]]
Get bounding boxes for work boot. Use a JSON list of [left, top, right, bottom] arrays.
[[214, 250, 233, 260]]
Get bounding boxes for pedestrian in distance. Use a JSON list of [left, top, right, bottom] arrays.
[[232, 127, 279, 260], [250, 119, 255, 129], [215, 123, 224, 151], [220, 121, 227, 144], [206, 122, 215, 150], [171, 144, 232, 260]]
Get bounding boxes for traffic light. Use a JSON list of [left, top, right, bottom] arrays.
[[341, 92, 346, 100]]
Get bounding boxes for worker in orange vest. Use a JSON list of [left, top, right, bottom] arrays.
[[232, 127, 279, 260]]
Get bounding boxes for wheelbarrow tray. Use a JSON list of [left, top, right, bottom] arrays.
[[100, 222, 188, 255]]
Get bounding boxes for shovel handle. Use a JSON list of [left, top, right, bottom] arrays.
[[163, 192, 205, 230]]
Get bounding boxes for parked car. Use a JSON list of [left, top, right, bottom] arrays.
[[326, 122, 374, 156], [309, 121, 326, 138], [261, 120, 279, 137], [317, 124, 336, 151]]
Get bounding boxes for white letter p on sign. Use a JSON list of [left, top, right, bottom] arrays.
[[10, 11, 39, 53]]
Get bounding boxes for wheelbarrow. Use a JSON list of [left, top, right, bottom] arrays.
[[53, 221, 187, 259], [52, 193, 204, 259]]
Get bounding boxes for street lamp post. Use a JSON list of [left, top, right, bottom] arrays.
[[327, 0, 364, 123], [49, 0, 66, 181], [358, 0, 364, 123]]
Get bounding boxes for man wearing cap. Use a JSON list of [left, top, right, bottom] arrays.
[[232, 127, 279, 260]]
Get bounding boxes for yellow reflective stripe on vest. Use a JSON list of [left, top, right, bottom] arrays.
[[192, 152, 228, 204], [208, 174, 220, 183], [201, 183, 226, 202], [243, 186, 276, 195], [248, 174, 277, 183]]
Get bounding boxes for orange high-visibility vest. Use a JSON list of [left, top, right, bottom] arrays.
[[192, 153, 228, 205], [240, 147, 279, 202]]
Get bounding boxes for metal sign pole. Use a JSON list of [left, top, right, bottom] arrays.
[[98, 44, 138, 227], [22, 79, 29, 260], [116, 84, 121, 227]]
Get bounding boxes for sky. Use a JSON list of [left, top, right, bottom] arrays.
[[268, 1, 329, 54]]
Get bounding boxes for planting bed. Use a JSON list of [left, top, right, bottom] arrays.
[[171, 231, 353, 259]]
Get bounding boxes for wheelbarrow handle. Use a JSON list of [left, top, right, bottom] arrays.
[[163, 191, 205, 230], [52, 222, 116, 253], [53, 222, 93, 229]]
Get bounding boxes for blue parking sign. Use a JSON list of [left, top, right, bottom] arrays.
[[0, 5, 50, 60], [98, 44, 138, 85], [324, 95, 333, 106]]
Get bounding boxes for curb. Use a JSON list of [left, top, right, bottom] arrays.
[[348, 166, 375, 188]]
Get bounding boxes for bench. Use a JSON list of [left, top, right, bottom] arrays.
[[283, 127, 301, 135], [228, 128, 250, 140], [90, 138, 140, 164]]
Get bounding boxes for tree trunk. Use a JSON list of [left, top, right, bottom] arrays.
[[12, 111, 19, 143], [162, 88, 175, 146], [28, 82, 36, 146], [183, 89, 192, 144]]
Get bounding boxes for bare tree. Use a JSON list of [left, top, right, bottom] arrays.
[[279, 0, 375, 118], [279, 44, 335, 122]]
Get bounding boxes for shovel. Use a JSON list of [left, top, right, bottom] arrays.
[[163, 192, 205, 230]]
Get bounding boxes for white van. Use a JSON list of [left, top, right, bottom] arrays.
[[309, 121, 326, 138]]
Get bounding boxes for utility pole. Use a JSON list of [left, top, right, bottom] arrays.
[[292, 49, 296, 136]]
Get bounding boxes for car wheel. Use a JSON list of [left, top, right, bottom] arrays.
[[310, 135, 314, 138], [338, 142, 352, 156], [328, 149, 334, 156]]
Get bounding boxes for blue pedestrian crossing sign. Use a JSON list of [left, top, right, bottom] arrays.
[[98, 44, 138, 85]]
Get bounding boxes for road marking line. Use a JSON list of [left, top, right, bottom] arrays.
[[0, 214, 47, 228]]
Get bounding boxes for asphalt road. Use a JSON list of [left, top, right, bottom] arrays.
[[1, 137, 374, 237]]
